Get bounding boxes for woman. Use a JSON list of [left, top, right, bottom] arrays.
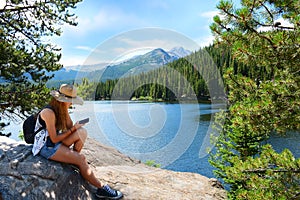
[[32, 84, 123, 199]]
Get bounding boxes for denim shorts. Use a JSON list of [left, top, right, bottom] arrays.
[[39, 137, 62, 159]]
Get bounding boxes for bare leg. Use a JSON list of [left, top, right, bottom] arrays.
[[49, 144, 102, 188], [62, 127, 87, 152]]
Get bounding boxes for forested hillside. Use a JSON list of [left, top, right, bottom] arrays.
[[76, 45, 250, 102]]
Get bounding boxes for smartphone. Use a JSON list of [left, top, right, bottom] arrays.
[[78, 118, 89, 124]]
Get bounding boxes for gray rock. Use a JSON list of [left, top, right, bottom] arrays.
[[0, 136, 227, 200], [0, 136, 93, 200]]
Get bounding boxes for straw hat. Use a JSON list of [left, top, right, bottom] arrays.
[[50, 84, 84, 105]]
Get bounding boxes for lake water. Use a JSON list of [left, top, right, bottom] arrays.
[[5, 101, 300, 179]]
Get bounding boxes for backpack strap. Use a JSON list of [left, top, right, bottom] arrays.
[[44, 105, 53, 110], [37, 105, 54, 131], [33, 122, 45, 135]]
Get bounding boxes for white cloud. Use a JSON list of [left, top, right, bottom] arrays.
[[278, 18, 294, 28], [195, 35, 215, 47], [112, 48, 153, 63], [63, 6, 144, 36], [116, 37, 173, 50], [113, 28, 200, 52], [200, 11, 219, 19], [77, 28, 202, 66], [257, 17, 294, 32], [75, 46, 93, 52], [60, 56, 87, 66], [199, 10, 226, 22]]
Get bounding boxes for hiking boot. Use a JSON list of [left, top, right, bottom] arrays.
[[95, 184, 123, 199]]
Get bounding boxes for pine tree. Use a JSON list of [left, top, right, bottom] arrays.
[[0, 0, 82, 136], [209, 0, 300, 199]]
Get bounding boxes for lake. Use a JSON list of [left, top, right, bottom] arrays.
[[5, 101, 300, 179]]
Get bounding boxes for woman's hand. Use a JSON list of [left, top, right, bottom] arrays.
[[68, 122, 85, 134], [73, 121, 85, 131]]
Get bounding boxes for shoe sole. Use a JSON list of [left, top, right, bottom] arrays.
[[95, 193, 123, 200]]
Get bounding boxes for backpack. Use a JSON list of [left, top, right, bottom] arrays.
[[22, 105, 52, 144]]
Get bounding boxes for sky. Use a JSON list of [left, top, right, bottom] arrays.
[[51, 0, 240, 67]]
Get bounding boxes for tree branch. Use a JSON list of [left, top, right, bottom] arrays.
[[0, 5, 37, 13], [260, 2, 274, 24], [0, 15, 40, 46], [244, 168, 300, 173]]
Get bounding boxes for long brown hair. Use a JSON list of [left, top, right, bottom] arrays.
[[49, 97, 69, 131]]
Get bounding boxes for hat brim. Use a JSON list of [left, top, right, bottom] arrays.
[[50, 91, 84, 105]]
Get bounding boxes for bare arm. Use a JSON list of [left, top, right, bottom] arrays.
[[40, 108, 83, 143]]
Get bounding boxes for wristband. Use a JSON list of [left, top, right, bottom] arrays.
[[70, 126, 77, 133]]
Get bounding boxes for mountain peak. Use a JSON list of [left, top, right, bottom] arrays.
[[144, 48, 168, 56], [168, 47, 192, 58], [48, 47, 192, 83]]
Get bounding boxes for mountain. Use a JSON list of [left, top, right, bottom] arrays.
[[168, 47, 192, 58], [64, 62, 109, 72], [99, 48, 177, 80], [49, 47, 192, 83]]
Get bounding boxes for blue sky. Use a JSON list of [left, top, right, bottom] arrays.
[[52, 0, 239, 67]]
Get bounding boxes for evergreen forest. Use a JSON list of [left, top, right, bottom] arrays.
[[76, 46, 240, 102]]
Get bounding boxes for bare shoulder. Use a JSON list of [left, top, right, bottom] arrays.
[[40, 107, 55, 119]]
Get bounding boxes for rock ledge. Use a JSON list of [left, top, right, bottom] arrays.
[[0, 136, 227, 200]]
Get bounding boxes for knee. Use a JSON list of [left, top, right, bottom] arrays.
[[77, 127, 87, 142]]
